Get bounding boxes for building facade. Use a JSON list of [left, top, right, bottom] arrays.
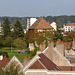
[[64, 23, 75, 32]]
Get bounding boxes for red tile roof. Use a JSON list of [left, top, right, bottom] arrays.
[[0, 56, 10, 67], [39, 53, 61, 70], [29, 17, 53, 29], [65, 23, 75, 26]]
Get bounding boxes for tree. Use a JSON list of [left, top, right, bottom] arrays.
[[54, 21, 63, 41], [2, 36, 13, 47], [64, 32, 75, 42], [2, 18, 11, 37], [13, 38, 27, 50], [0, 63, 23, 75], [14, 20, 24, 38]]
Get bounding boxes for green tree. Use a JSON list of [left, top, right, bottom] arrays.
[[2, 36, 13, 47], [0, 63, 23, 75], [2, 18, 11, 37], [14, 20, 24, 38], [54, 21, 63, 41], [35, 32, 46, 45], [64, 32, 75, 42], [24, 32, 29, 47], [13, 38, 27, 50]]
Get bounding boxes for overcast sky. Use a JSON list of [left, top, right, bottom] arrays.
[[0, 0, 75, 17]]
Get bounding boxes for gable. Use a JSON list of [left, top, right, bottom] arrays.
[[4, 56, 23, 71], [29, 60, 45, 69]]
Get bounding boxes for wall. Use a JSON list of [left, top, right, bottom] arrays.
[[24, 70, 75, 75]]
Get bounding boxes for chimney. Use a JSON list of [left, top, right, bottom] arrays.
[[0, 55, 3, 60], [25, 56, 27, 59], [37, 48, 41, 55], [73, 38, 75, 49]]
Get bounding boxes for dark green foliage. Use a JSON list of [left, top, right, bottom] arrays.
[[54, 21, 63, 41], [1, 15, 75, 28], [24, 32, 29, 47], [64, 32, 75, 42], [14, 20, 24, 38], [30, 47, 37, 56], [2, 18, 11, 37], [0, 51, 8, 57], [2, 36, 14, 47]]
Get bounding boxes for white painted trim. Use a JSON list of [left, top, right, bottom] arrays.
[[38, 60, 48, 70], [19, 55, 40, 73], [3, 55, 23, 71], [42, 47, 48, 53]]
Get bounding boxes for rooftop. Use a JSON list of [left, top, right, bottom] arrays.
[[0, 56, 10, 67], [65, 23, 75, 26], [29, 17, 53, 29]]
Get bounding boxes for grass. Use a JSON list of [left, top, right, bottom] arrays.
[[8, 53, 31, 63], [0, 46, 32, 63]]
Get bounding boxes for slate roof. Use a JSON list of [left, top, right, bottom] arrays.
[[29, 17, 53, 29], [0, 56, 10, 67]]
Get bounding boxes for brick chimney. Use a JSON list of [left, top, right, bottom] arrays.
[[37, 48, 41, 55], [25, 56, 27, 59], [73, 38, 75, 49]]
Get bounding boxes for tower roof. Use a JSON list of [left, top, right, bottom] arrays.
[[29, 17, 53, 29]]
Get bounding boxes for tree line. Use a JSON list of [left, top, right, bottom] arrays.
[[0, 18, 28, 50], [0, 15, 75, 28]]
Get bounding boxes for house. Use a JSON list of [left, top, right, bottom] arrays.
[[49, 22, 57, 31], [28, 17, 53, 42], [4, 56, 23, 71], [20, 53, 61, 75], [64, 23, 75, 32]]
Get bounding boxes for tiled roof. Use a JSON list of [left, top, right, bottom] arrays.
[[65, 23, 75, 26], [29, 60, 45, 69], [0, 56, 10, 67], [28, 53, 61, 70], [29, 17, 53, 29], [38, 53, 61, 70]]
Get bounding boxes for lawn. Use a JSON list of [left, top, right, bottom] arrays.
[[0, 47, 31, 63], [8, 53, 31, 63]]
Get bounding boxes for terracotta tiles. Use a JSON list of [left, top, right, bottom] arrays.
[[0, 56, 10, 67], [65, 23, 75, 26], [29, 17, 53, 29]]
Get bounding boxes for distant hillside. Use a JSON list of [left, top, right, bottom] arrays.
[[0, 15, 75, 27]]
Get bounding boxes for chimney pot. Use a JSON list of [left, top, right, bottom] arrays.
[[25, 56, 27, 59]]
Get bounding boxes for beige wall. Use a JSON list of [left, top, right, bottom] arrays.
[[24, 70, 75, 75]]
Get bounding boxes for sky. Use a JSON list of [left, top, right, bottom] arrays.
[[0, 0, 75, 17]]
